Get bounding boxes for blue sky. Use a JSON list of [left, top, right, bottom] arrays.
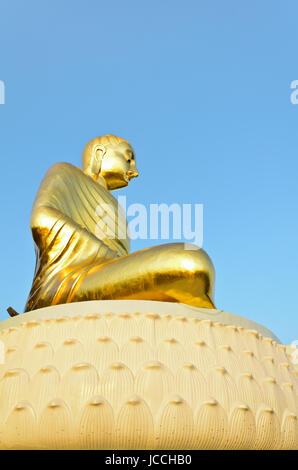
[[0, 0, 297, 343]]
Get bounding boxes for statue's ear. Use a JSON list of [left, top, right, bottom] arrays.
[[91, 145, 106, 176]]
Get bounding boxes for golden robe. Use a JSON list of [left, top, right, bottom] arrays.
[[25, 163, 128, 311], [25, 163, 215, 312]]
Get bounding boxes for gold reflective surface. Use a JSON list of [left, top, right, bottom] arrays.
[[25, 135, 215, 312]]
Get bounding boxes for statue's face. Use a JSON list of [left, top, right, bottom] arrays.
[[100, 142, 139, 190]]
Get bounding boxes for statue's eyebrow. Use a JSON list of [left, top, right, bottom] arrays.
[[127, 149, 134, 159]]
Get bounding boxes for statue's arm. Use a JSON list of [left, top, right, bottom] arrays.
[[30, 163, 117, 259], [31, 204, 101, 246]]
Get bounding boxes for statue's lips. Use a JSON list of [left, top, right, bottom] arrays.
[[127, 170, 139, 180]]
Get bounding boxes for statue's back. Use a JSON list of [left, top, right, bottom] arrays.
[[25, 162, 129, 311]]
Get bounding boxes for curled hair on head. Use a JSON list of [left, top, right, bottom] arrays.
[[82, 134, 130, 171]]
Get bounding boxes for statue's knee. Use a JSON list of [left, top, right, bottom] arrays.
[[177, 246, 214, 280], [152, 243, 214, 280]]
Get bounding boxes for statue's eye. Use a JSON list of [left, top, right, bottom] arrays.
[[126, 151, 134, 164]]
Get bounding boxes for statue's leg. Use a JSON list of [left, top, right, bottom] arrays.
[[72, 243, 216, 309]]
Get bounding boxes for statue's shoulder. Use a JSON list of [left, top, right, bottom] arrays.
[[46, 161, 80, 176], [41, 162, 83, 185], [32, 162, 84, 220]]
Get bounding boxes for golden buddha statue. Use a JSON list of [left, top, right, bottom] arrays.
[[24, 135, 216, 312]]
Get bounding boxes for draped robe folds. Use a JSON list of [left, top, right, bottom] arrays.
[[25, 162, 216, 312], [25, 162, 129, 312]]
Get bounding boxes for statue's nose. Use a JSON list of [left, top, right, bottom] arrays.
[[127, 169, 139, 179]]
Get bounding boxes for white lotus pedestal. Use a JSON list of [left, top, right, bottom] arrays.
[[0, 300, 297, 450]]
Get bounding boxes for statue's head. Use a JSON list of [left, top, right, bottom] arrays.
[[82, 134, 139, 190]]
